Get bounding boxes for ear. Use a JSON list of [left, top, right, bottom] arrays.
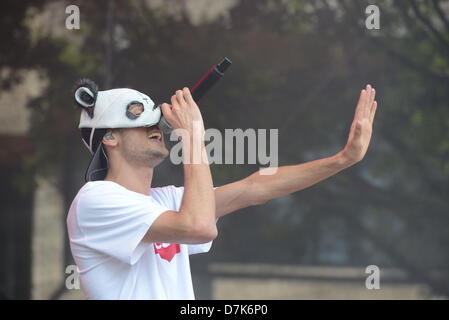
[[102, 130, 118, 147], [73, 78, 99, 118]]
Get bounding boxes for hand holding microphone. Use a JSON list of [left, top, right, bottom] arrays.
[[160, 87, 205, 137]]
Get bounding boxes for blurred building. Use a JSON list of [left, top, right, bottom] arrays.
[[0, 69, 66, 299], [59, 262, 436, 300]]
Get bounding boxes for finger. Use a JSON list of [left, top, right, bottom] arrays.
[[370, 101, 378, 123], [182, 87, 195, 105], [171, 94, 179, 109], [355, 89, 367, 120], [364, 84, 372, 117], [175, 90, 186, 106], [368, 87, 376, 117]]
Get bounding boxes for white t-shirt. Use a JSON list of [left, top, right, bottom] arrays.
[[67, 181, 215, 300]]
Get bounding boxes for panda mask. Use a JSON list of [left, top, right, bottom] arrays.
[[74, 78, 163, 181]]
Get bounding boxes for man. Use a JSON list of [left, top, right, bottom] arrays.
[[67, 79, 377, 299]]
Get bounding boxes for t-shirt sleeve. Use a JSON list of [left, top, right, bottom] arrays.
[[169, 186, 219, 256], [76, 184, 169, 265], [187, 240, 215, 255]]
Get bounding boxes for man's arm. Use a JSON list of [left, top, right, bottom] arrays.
[[215, 84, 378, 218], [144, 88, 217, 244]]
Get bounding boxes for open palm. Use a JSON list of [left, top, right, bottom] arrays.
[[342, 84, 378, 164]]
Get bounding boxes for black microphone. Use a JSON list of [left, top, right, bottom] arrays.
[[157, 57, 232, 134]]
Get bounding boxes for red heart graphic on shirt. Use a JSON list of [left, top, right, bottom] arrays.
[[153, 243, 181, 262]]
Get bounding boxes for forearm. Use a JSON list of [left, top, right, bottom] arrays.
[[180, 137, 216, 230], [248, 151, 353, 204], [214, 151, 353, 218]]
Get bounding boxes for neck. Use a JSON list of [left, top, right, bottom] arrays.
[[105, 160, 154, 196]]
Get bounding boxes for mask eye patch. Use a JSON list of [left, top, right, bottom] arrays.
[[126, 101, 144, 120]]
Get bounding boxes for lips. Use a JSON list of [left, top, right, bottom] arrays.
[[148, 131, 162, 141], [147, 126, 162, 142]]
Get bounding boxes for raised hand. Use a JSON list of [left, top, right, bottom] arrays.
[[160, 87, 205, 135], [341, 84, 378, 165]]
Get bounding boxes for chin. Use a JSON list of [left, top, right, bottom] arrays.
[[147, 149, 169, 167], [149, 155, 167, 169]]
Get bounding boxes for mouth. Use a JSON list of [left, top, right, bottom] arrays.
[[147, 126, 163, 142]]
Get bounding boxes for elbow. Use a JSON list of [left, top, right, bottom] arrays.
[[179, 208, 218, 243], [192, 219, 218, 243], [205, 225, 218, 242]]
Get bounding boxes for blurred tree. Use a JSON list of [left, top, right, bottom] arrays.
[[0, 0, 47, 300], [0, 0, 46, 91], [322, 0, 449, 295]]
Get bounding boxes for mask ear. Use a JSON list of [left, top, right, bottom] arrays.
[[73, 78, 99, 118]]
